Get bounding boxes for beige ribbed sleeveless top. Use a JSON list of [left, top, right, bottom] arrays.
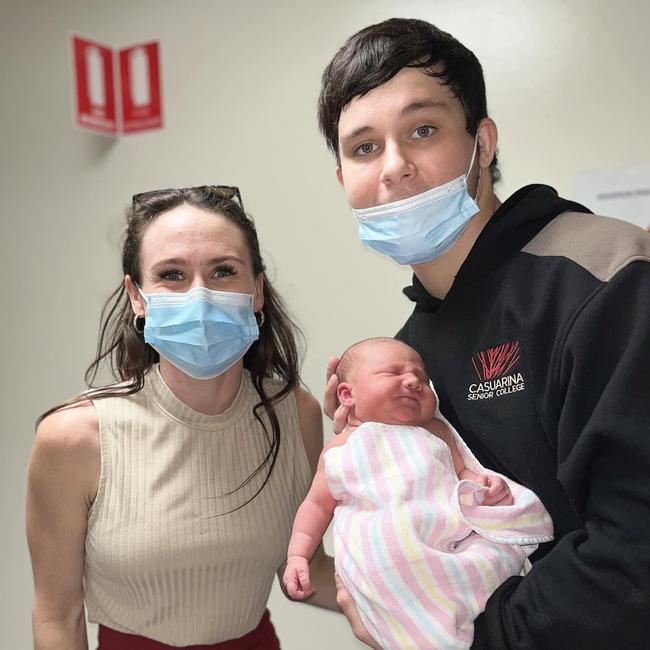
[[85, 366, 312, 645]]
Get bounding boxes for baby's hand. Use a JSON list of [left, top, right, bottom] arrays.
[[479, 474, 514, 506], [283, 556, 314, 599]]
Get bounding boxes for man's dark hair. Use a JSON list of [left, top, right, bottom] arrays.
[[317, 17, 500, 183]]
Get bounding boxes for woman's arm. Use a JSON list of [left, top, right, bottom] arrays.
[[26, 403, 100, 650], [283, 454, 337, 598], [277, 387, 339, 610]]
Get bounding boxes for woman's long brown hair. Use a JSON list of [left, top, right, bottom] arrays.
[[39, 186, 304, 513]]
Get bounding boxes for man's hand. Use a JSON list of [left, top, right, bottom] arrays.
[[479, 474, 514, 506], [283, 556, 314, 599], [335, 573, 380, 649], [324, 357, 349, 435]]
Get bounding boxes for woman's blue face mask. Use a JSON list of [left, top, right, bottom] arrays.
[[138, 285, 259, 380]]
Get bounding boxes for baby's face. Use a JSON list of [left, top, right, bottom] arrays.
[[349, 340, 436, 426]]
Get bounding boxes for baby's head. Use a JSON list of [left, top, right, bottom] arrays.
[[336, 338, 436, 427]]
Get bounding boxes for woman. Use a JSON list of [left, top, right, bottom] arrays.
[[26, 186, 336, 649]]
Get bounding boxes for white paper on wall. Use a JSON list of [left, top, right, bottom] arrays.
[[574, 166, 650, 230]]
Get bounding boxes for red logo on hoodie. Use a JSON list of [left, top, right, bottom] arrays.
[[472, 341, 520, 381]]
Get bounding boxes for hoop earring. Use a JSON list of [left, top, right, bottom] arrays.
[[133, 314, 145, 334], [256, 310, 265, 328]]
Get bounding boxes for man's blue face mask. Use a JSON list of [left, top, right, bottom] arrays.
[[352, 137, 480, 266], [138, 285, 259, 380]]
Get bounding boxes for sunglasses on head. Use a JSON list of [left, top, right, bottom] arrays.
[[132, 185, 244, 212]]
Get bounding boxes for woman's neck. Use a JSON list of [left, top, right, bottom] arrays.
[[158, 360, 243, 415]]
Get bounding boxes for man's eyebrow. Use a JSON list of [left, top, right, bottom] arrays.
[[339, 125, 374, 146], [339, 101, 450, 145], [401, 100, 450, 115]]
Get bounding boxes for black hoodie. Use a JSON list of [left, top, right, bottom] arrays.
[[396, 185, 650, 649]]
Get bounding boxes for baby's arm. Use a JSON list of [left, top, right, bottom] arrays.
[[284, 449, 338, 599], [426, 418, 513, 506]]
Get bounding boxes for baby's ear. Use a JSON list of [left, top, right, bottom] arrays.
[[337, 383, 354, 407]]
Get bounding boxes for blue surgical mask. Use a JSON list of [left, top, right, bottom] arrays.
[[139, 286, 259, 380], [352, 139, 480, 265]]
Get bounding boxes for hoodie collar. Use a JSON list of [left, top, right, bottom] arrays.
[[403, 184, 592, 312]]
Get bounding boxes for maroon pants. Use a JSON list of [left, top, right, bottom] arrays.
[[97, 610, 281, 650]]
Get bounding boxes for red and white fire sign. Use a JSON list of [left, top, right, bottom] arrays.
[[71, 35, 162, 136], [72, 36, 117, 135], [119, 42, 162, 134]]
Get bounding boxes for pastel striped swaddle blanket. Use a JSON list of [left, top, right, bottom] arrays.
[[323, 422, 553, 650]]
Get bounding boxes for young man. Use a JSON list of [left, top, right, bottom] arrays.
[[319, 17, 650, 649]]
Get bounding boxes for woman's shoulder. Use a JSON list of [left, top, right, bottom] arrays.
[[39, 397, 98, 434], [36, 400, 99, 458], [32, 401, 100, 500]]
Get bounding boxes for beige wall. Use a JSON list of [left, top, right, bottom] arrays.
[[3, 0, 649, 647]]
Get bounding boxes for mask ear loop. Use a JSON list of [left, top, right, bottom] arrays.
[[466, 132, 481, 202], [465, 133, 480, 177]]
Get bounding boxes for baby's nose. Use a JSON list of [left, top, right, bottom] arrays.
[[404, 374, 423, 390]]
